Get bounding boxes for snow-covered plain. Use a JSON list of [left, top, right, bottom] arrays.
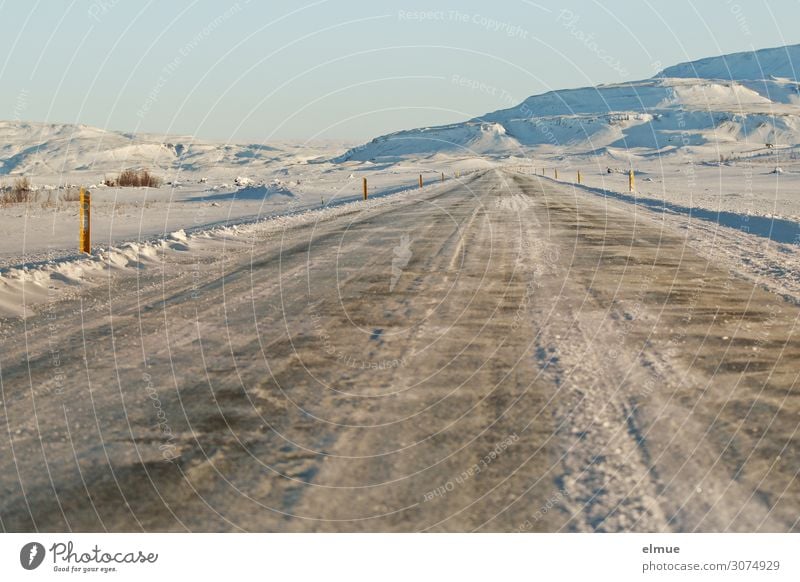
[[0, 125, 490, 260], [2, 44, 800, 318]]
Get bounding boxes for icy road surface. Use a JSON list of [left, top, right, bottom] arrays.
[[1, 169, 798, 532]]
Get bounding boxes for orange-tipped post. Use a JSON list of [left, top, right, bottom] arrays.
[[79, 188, 91, 254]]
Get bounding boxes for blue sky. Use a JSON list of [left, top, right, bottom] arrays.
[[0, 0, 797, 141]]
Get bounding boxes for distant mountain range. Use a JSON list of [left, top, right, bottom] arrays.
[[337, 44, 800, 163], [3, 44, 800, 179]]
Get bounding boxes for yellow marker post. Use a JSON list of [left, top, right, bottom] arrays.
[[577, 171, 582, 185], [363, 177, 368, 200], [79, 187, 91, 254], [419, 174, 423, 189], [629, 169, 635, 192]]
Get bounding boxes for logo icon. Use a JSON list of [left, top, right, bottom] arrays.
[[20, 542, 45, 570]]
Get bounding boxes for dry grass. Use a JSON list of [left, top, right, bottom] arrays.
[[40, 191, 58, 208], [0, 182, 91, 209], [109, 169, 162, 188], [1, 177, 39, 205], [38, 188, 83, 209], [61, 187, 81, 202]]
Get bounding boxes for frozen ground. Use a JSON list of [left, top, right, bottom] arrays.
[[2, 140, 799, 318], [0, 142, 492, 261], [1, 170, 797, 532], [531, 151, 800, 237]]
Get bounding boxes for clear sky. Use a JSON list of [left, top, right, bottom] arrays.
[[0, 0, 797, 142]]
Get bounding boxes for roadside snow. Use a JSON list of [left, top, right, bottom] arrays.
[[0, 175, 456, 317]]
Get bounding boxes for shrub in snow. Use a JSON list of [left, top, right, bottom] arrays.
[[1, 177, 38, 204], [234, 176, 252, 187], [113, 169, 162, 188]]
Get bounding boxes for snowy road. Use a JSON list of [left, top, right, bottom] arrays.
[[1, 169, 798, 532]]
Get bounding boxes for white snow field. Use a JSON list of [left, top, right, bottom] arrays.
[[2, 43, 800, 319]]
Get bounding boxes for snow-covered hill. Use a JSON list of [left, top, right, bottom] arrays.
[[334, 121, 520, 161], [0, 121, 344, 182], [658, 44, 800, 81], [4, 44, 800, 173], [338, 44, 800, 162]]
